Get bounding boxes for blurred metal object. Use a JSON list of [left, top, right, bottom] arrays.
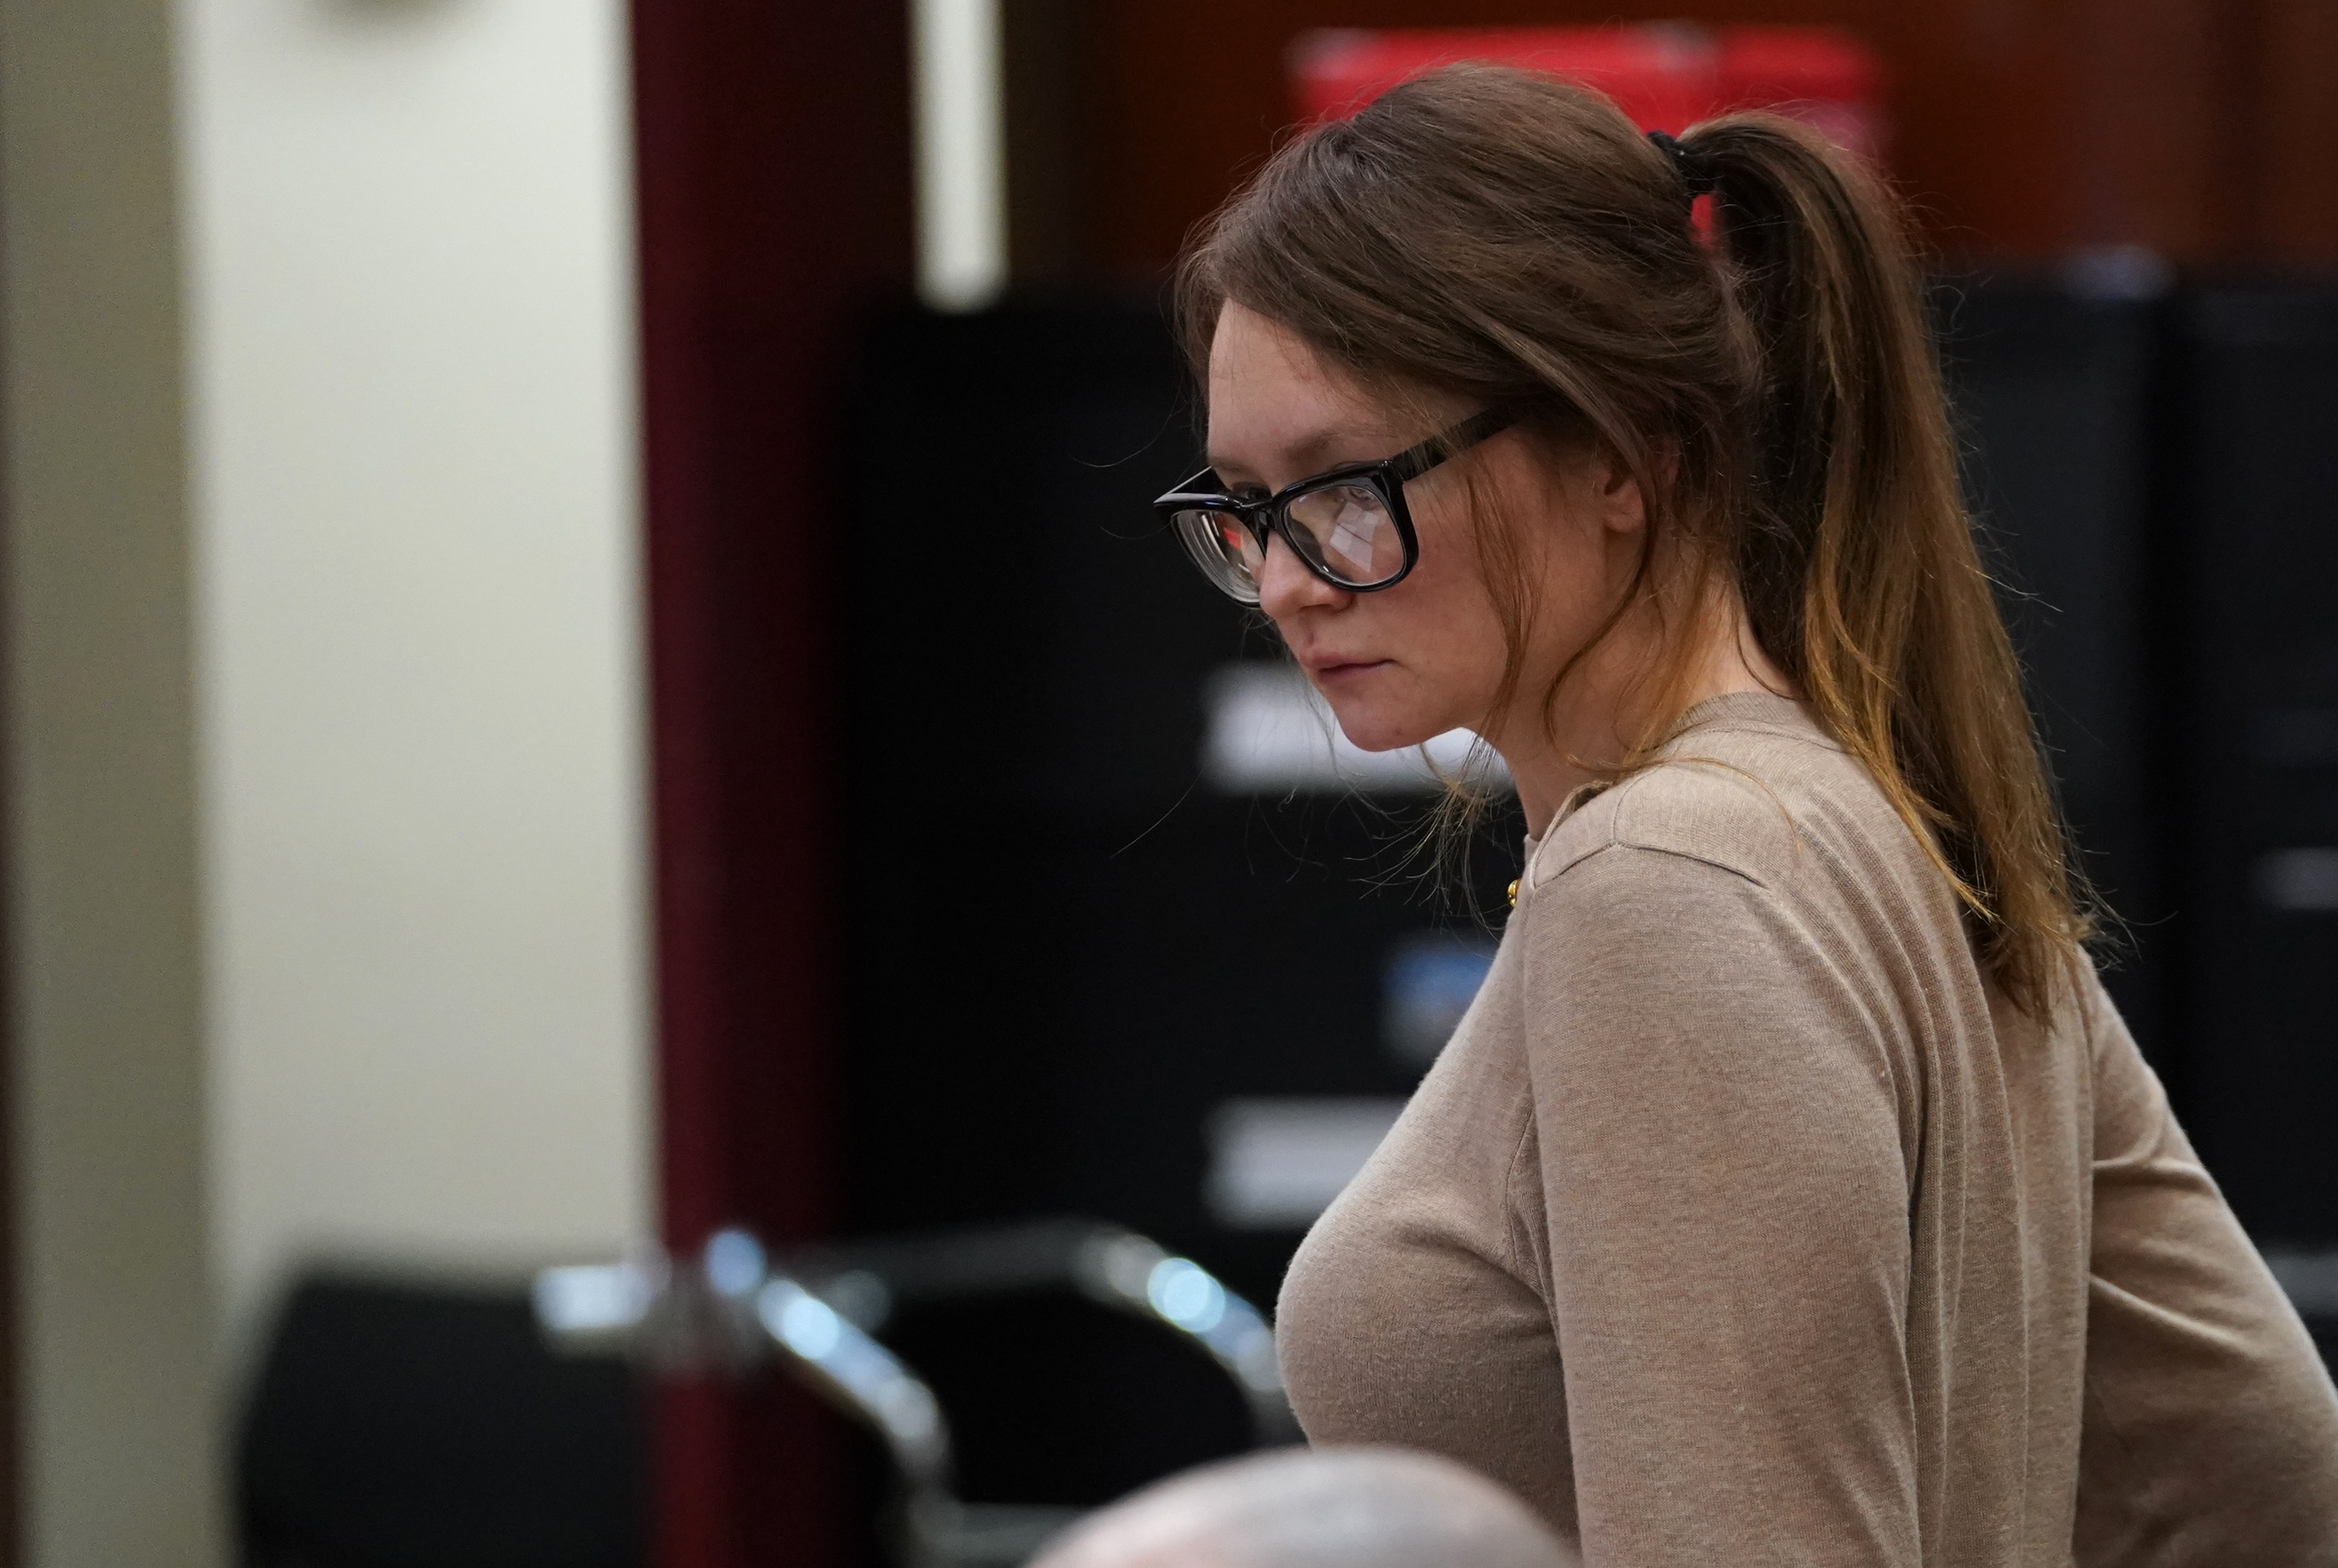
[[757, 1277, 949, 1484], [536, 1219, 1293, 1565], [536, 1230, 961, 1564], [534, 1234, 762, 1374], [1075, 1226, 1294, 1446], [787, 1217, 1300, 1447]]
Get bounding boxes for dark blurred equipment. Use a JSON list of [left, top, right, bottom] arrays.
[[1934, 271, 2338, 1321], [1934, 256, 2179, 1055], [836, 301, 1514, 1305], [836, 301, 1512, 1523], [2170, 283, 2338, 1249], [533, 1222, 1287, 1568], [239, 1274, 643, 1568]]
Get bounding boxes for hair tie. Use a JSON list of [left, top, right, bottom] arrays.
[[1646, 129, 1720, 198]]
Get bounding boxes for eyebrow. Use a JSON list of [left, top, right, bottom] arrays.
[[1204, 427, 1375, 486]]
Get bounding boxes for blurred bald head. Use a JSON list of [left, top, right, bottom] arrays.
[[1028, 1447, 1571, 1568]]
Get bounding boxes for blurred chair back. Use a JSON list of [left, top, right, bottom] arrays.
[[240, 1274, 643, 1568]]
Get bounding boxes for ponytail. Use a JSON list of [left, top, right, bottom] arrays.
[[1182, 69, 2090, 1017], [1689, 114, 2088, 1013]]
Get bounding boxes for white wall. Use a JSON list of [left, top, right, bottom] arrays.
[[178, 0, 651, 1354], [4, 1, 649, 1552]]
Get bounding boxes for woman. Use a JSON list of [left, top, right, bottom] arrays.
[[1155, 66, 2338, 1564]]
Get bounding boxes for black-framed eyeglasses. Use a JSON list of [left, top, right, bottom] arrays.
[[1154, 407, 1515, 604]]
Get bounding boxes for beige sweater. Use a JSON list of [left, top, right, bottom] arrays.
[[1278, 692, 2338, 1566]]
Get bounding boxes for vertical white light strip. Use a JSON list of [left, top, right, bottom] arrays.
[[912, 0, 1007, 311]]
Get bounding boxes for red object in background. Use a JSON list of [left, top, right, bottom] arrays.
[[1291, 26, 1717, 134], [1716, 29, 1884, 164], [1289, 25, 1883, 161]]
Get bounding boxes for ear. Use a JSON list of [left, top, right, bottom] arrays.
[[1587, 445, 1649, 537]]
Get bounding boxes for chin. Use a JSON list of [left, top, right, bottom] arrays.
[[1325, 700, 1448, 755]]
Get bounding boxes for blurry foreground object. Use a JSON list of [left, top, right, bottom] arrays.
[[239, 1274, 643, 1568], [1290, 26, 1881, 160], [1027, 1447, 1570, 1568], [539, 1220, 1292, 1567]]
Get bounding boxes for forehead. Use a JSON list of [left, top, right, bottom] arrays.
[[1204, 303, 1398, 458]]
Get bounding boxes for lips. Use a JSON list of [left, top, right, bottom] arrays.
[[1303, 657, 1393, 681]]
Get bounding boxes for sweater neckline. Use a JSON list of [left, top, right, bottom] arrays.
[[1519, 687, 1815, 856]]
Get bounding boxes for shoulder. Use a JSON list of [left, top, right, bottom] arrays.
[[1506, 701, 1917, 1084], [1523, 693, 1875, 900]]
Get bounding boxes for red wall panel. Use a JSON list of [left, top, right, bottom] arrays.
[[630, 1, 913, 1563]]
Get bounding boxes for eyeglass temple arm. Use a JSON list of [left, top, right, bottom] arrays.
[[1386, 406, 1517, 484]]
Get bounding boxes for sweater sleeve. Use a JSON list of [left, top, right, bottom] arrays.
[[2075, 986, 2338, 1566], [1521, 842, 1921, 1566]]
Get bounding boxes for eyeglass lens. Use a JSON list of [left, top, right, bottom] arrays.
[[1171, 507, 1267, 600], [1170, 480, 1404, 603], [1286, 482, 1402, 585]]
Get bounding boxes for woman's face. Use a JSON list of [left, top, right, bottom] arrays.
[[1204, 301, 1646, 760]]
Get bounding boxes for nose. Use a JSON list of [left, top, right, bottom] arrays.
[[1255, 532, 1348, 621]]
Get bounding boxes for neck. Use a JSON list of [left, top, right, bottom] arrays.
[[1492, 594, 1796, 833]]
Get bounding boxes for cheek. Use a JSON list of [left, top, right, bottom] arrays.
[[1390, 569, 1508, 692], [1395, 498, 1509, 687], [1346, 522, 1512, 731], [1384, 467, 1615, 721], [1520, 522, 1626, 671]]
